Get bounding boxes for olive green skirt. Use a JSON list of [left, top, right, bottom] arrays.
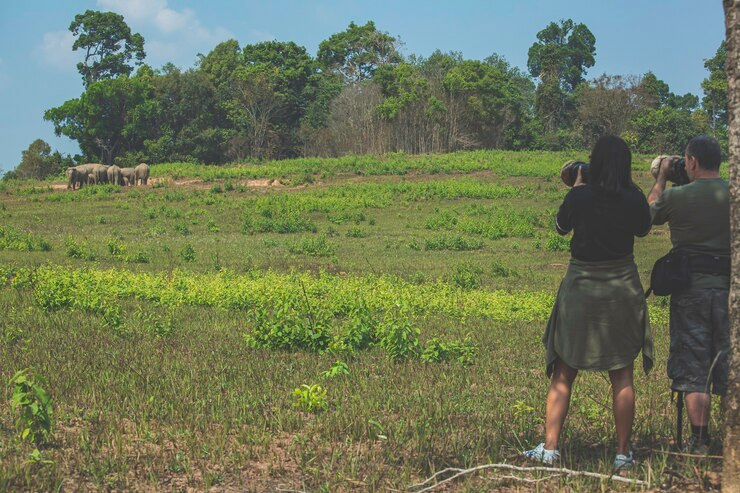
[[543, 255, 653, 377]]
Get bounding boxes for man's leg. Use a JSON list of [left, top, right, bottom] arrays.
[[609, 364, 635, 455], [669, 290, 714, 449], [685, 392, 711, 426], [544, 360, 578, 451]]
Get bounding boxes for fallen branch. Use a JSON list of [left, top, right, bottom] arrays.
[[644, 448, 723, 460], [409, 463, 647, 492]]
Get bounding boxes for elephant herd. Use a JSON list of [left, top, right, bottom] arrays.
[[66, 163, 150, 190]]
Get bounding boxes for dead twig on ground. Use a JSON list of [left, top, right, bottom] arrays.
[[409, 463, 648, 492]]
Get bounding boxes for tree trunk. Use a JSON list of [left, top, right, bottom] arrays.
[[724, 1, 740, 491]]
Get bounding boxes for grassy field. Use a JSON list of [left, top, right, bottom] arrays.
[[0, 150, 723, 491]]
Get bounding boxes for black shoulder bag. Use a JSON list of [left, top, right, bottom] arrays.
[[645, 249, 691, 297]]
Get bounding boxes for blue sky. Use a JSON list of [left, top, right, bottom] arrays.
[[0, 0, 726, 173]]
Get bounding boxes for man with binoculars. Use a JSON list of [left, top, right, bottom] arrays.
[[647, 135, 730, 454]]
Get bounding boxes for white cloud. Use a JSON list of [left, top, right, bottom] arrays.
[[36, 30, 79, 71], [96, 0, 232, 67], [97, 0, 168, 24], [97, 0, 227, 40]]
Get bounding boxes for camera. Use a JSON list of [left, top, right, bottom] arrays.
[[560, 160, 590, 187], [650, 155, 690, 186]]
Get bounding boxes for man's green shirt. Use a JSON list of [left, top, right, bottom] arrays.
[[650, 178, 730, 289]]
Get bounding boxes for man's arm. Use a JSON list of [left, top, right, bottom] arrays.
[[647, 157, 669, 205]]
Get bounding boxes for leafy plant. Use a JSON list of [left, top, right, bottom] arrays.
[[107, 237, 127, 259], [321, 361, 350, 379], [10, 369, 53, 446], [491, 260, 516, 278], [420, 337, 477, 365], [378, 319, 420, 362], [174, 223, 191, 236], [288, 234, 335, 257], [451, 263, 483, 290], [545, 233, 570, 252], [65, 236, 96, 261], [292, 384, 328, 412], [0, 226, 50, 252], [180, 243, 196, 262], [425, 233, 484, 251]]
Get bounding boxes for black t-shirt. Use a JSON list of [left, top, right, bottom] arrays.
[[556, 184, 651, 261]]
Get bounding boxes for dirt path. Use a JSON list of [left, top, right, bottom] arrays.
[[49, 177, 281, 191]]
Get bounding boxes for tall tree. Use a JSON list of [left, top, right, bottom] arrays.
[[722, 2, 740, 491], [45, 76, 155, 164], [574, 74, 641, 148], [198, 39, 242, 89], [13, 139, 64, 179], [527, 19, 595, 132], [70, 10, 145, 87], [148, 65, 224, 164], [702, 41, 728, 132], [317, 21, 401, 83]]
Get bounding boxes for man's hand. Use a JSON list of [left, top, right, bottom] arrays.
[[658, 157, 674, 179], [648, 157, 670, 205]]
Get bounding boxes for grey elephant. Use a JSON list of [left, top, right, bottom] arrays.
[[134, 162, 150, 186], [65, 167, 85, 190], [90, 164, 109, 185], [68, 163, 98, 189], [72, 163, 108, 185], [107, 165, 123, 186], [120, 167, 136, 186]]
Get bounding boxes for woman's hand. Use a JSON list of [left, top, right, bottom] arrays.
[[573, 166, 586, 187]]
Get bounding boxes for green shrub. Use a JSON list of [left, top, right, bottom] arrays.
[[10, 369, 53, 446], [451, 263, 482, 289], [180, 243, 196, 262], [0, 226, 50, 252], [425, 233, 484, 251], [378, 319, 420, 362], [545, 233, 570, 252], [288, 235, 335, 257], [292, 384, 328, 412], [64, 237, 96, 261], [421, 337, 477, 365]]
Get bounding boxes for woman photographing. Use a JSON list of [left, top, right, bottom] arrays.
[[523, 135, 653, 470]]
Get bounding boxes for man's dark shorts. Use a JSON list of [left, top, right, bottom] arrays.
[[668, 287, 729, 395]]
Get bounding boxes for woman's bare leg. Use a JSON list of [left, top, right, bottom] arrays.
[[608, 363, 635, 455], [544, 360, 578, 450]]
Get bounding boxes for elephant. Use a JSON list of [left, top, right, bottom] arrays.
[[65, 167, 85, 190], [66, 163, 98, 189], [107, 165, 123, 186], [120, 167, 136, 186], [90, 164, 109, 185], [71, 163, 108, 185], [134, 162, 150, 186]]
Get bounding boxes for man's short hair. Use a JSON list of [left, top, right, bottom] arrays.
[[686, 135, 722, 171]]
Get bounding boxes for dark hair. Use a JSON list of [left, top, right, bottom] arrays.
[[588, 135, 634, 193], [686, 135, 722, 171]]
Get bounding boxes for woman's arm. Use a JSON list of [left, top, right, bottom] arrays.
[[555, 190, 574, 235]]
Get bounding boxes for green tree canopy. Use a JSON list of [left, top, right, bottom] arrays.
[[12, 139, 65, 179], [45, 76, 155, 164], [317, 21, 401, 83], [197, 39, 242, 89], [701, 40, 728, 130], [70, 10, 145, 87], [527, 19, 595, 132], [527, 19, 595, 92]]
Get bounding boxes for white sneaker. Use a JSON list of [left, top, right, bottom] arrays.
[[523, 443, 560, 465], [613, 450, 634, 470]]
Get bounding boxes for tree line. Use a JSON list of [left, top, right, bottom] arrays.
[[7, 10, 728, 179]]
